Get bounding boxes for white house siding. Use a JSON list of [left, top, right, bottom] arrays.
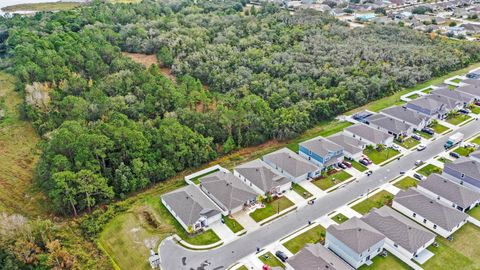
[[206, 213, 222, 227], [325, 234, 385, 269], [416, 185, 478, 212], [384, 236, 434, 259], [233, 170, 265, 195], [161, 198, 190, 232], [343, 130, 394, 147], [392, 201, 467, 238]]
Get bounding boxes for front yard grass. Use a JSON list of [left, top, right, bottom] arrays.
[[223, 215, 244, 233], [415, 130, 433, 139], [351, 160, 368, 172], [358, 251, 410, 270], [292, 183, 313, 199], [438, 157, 452, 163], [395, 137, 420, 149], [363, 148, 400, 164], [258, 252, 285, 269], [312, 170, 352, 190], [406, 93, 420, 99], [417, 164, 442, 177], [471, 105, 480, 114], [190, 168, 219, 184], [469, 206, 480, 220], [283, 225, 326, 254], [446, 113, 472, 125], [451, 78, 462, 83], [454, 146, 477, 157], [393, 176, 418, 190], [250, 196, 294, 222], [423, 223, 480, 270], [352, 190, 394, 215], [332, 213, 349, 224], [472, 136, 480, 145], [429, 122, 450, 134]]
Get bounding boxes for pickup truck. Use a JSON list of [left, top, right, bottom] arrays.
[[444, 132, 464, 149]]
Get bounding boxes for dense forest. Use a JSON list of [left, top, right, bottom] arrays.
[[0, 0, 479, 216]]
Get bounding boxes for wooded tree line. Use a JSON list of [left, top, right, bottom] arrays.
[[0, 0, 479, 216]]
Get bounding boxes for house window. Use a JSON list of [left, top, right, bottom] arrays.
[[423, 219, 427, 224]]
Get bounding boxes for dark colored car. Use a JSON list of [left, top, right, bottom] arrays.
[[412, 134, 422, 141], [275, 250, 288, 262], [413, 173, 425, 181], [359, 159, 369, 166], [449, 152, 461, 159], [458, 109, 471, 114], [338, 163, 347, 169], [421, 128, 434, 135]]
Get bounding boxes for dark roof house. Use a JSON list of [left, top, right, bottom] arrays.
[[288, 243, 354, 270]]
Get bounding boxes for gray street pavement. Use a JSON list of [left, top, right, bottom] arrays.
[[159, 119, 480, 270]]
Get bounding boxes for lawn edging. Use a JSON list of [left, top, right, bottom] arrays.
[[174, 234, 224, 250]]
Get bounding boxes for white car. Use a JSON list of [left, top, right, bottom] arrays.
[[417, 144, 426, 151], [391, 145, 401, 151], [415, 160, 424, 166]]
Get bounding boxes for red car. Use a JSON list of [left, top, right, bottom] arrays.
[[342, 161, 352, 168]]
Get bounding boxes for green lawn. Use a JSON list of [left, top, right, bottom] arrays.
[[406, 93, 420, 99], [350, 160, 368, 172], [471, 105, 480, 114], [250, 197, 294, 222], [446, 113, 472, 125], [471, 136, 480, 145], [448, 85, 457, 90], [454, 146, 476, 157], [223, 215, 244, 233], [313, 170, 352, 190], [363, 148, 400, 164], [287, 121, 353, 152], [468, 206, 480, 220], [422, 88, 433, 94], [181, 229, 221, 246], [417, 164, 442, 176], [283, 225, 326, 254], [429, 122, 450, 134], [451, 78, 462, 83], [415, 129, 433, 139], [237, 266, 248, 270], [395, 137, 420, 149], [1, 2, 82, 12], [438, 157, 452, 163], [292, 183, 313, 199], [258, 252, 285, 269], [190, 168, 219, 184], [423, 223, 480, 270], [332, 213, 349, 224], [352, 190, 394, 215], [358, 251, 410, 270], [393, 176, 418, 190]]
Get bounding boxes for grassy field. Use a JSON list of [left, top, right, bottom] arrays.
[[352, 190, 394, 215], [286, 121, 352, 152], [313, 170, 352, 190], [446, 113, 471, 125], [258, 252, 285, 268], [393, 176, 418, 190], [417, 164, 442, 176], [453, 146, 476, 157], [283, 225, 325, 254], [332, 213, 349, 224], [1, 2, 82, 12], [423, 223, 480, 270], [471, 136, 480, 145], [358, 252, 410, 270], [189, 168, 219, 184], [223, 215, 244, 233], [292, 183, 313, 199], [363, 148, 400, 164], [395, 138, 420, 149], [469, 206, 480, 220], [250, 197, 294, 222]]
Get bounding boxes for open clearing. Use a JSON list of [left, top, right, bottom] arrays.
[[1, 2, 81, 12]]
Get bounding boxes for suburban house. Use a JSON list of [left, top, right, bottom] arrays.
[[263, 148, 321, 183], [299, 137, 344, 168], [199, 170, 258, 215], [380, 106, 431, 131], [417, 173, 480, 212], [325, 217, 386, 269], [328, 133, 367, 160], [362, 206, 435, 260], [457, 84, 480, 100], [161, 185, 222, 232], [406, 96, 450, 119], [344, 124, 394, 146], [392, 188, 469, 238], [443, 157, 480, 192], [431, 88, 475, 105], [234, 159, 292, 196], [364, 114, 414, 138], [287, 243, 354, 270]]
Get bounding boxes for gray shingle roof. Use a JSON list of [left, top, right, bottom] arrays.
[[444, 157, 480, 182], [345, 124, 393, 145], [200, 171, 257, 212], [431, 88, 475, 104], [380, 106, 429, 126], [263, 148, 319, 178], [419, 173, 480, 209], [234, 159, 290, 193], [362, 206, 435, 253], [300, 137, 343, 157], [407, 96, 448, 114], [394, 188, 468, 231], [288, 243, 354, 270], [426, 94, 462, 110], [161, 185, 221, 227], [366, 114, 412, 135], [328, 133, 365, 156], [327, 217, 385, 254], [457, 84, 480, 98]]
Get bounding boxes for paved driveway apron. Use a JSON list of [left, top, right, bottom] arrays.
[[159, 120, 480, 270]]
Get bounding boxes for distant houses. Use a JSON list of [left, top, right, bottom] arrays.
[[287, 243, 354, 270], [328, 133, 366, 160], [299, 137, 344, 168], [380, 105, 431, 131], [443, 157, 480, 192], [364, 114, 414, 138], [344, 124, 394, 146], [263, 148, 321, 182]]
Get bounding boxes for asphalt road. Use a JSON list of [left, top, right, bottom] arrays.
[[159, 119, 480, 270]]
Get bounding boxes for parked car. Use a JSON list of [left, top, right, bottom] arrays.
[[365, 170, 373, 176], [421, 128, 434, 135], [275, 251, 288, 262], [359, 159, 369, 166], [417, 144, 426, 151], [342, 161, 352, 168], [362, 157, 373, 164], [412, 134, 422, 141], [475, 102, 480, 106], [415, 160, 424, 166], [449, 152, 461, 159], [467, 73, 480, 79], [413, 173, 426, 181], [399, 171, 406, 175], [391, 144, 400, 151], [338, 163, 347, 169], [458, 108, 471, 114]]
